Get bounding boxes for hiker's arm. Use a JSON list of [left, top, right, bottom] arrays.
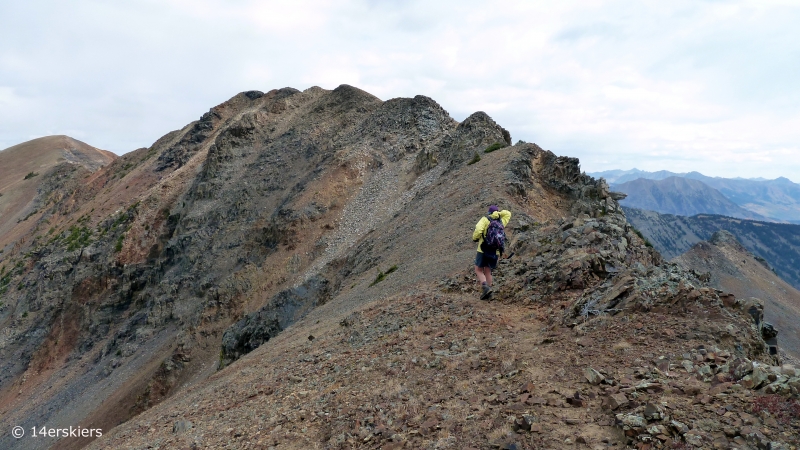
[[472, 218, 488, 242], [499, 210, 511, 226]]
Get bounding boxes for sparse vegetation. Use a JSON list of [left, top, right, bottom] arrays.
[[64, 225, 93, 251], [467, 153, 481, 165], [483, 142, 504, 153], [114, 234, 125, 253], [752, 395, 800, 425], [0, 269, 10, 296], [24, 171, 40, 180], [369, 265, 398, 287]]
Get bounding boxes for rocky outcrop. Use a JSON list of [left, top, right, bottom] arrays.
[[415, 111, 510, 172], [220, 276, 329, 367]]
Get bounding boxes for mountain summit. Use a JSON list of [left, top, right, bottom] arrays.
[[0, 135, 115, 240]]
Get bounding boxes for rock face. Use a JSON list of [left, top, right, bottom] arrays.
[[415, 110, 510, 172], [1, 85, 796, 450], [220, 276, 329, 366]]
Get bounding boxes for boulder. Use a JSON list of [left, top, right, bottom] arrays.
[[584, 367, 603, 385]]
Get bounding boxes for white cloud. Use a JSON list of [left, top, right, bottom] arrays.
[[1, 0, 799, 181]]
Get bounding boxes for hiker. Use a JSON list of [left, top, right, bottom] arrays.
[[472, 205, 511, 300]]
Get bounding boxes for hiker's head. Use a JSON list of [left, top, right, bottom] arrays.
[[488, 205, 499, 214]]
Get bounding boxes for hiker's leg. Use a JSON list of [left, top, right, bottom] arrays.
[[484, 268, 493, 287], [475, 265, 487, 285]]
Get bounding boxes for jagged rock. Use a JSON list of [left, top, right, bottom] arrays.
[[670, 420, 689, 434], [730, 358, 754, 379], [684, 432, 704, 447], [3, 84, 797, 450], [604, 393, 629, 411], [616, 413, 646, 429], [742, 366, 771, 390], [173, 420, 193, 433], [512, 415, 536, 433], [584, 367, 603, 385], [740, 426, 770, 449], [642, 403, 663, 421]]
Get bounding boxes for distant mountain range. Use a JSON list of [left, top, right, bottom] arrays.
[[589, 168, 800, 223], [613, 176, 769, 221]]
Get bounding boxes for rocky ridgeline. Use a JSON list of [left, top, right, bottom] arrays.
[[1, 84, 540, 450], [439, 147, 800, 447]]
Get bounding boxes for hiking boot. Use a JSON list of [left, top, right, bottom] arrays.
[[480, 284, 493, 300]]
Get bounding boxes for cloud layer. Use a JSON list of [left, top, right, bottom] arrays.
[[2, 0, 799, 180]]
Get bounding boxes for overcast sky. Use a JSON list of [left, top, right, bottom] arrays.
[[2, 0, 799, 181]]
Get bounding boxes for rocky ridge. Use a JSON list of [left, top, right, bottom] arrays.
[[0, 85, 797, 449], [91, 144, 798, 449]]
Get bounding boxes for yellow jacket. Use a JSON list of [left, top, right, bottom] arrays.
[[472, 210, 511, 254]]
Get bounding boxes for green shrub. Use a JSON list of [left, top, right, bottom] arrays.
[[467, 153, 481, 165], [24, 172, 39, 180], [483, 142, 504, 153], [369, 265, 398, 287], [114, 234, 125, 253], [65, 226, 93, 251], [370, 271, 386, 286]]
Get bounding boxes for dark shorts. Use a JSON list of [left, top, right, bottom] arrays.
[[475, 251, 498, 269]]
